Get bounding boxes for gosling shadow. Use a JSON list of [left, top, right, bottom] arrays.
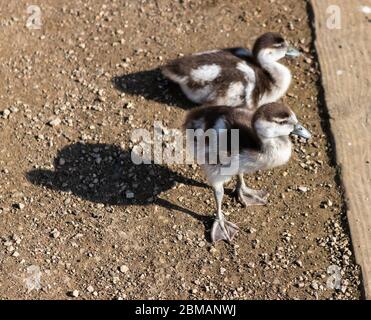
[[26, 143, 211, 233], [111, 68, 197, 110]]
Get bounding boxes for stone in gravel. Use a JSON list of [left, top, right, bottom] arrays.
[[119, 265, 129, 273], [87, 285, 94, 293], [4, 241, 13, 247], [48, 118, 61, 127], [248, 227, 257, 234], [15, 203, 25, 210], [50, 229, 60, 238], [311, 281, 319, 290], [209, 247, 218, 255], [2, 109, 11, 118], [252, 239, 260, 249], [71, 290, 79, 297], [295, 260, 303, 267], [298, 186, 308, 192], [198, 241, 205, 247]]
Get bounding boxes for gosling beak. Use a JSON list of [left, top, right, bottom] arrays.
[[285, 46, 301, 58], [291, 123, 311, 139]]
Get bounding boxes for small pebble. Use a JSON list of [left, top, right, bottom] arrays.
[[50, 229, 60, 238], [48, 118, 61, 127], [15, 203, 25, 210], [71, 290, 79, 297], [298, 186, 308, 192], [311, 281, 319, 290], [119, 265, 129, 273]]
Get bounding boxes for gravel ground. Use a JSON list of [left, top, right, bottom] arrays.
[[0, 0, 361, 299]]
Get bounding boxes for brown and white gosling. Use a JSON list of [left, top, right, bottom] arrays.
[[183, 102, 311, 242], [162, 32, 300, 110]]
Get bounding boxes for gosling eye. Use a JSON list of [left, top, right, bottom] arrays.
[[273, 119, 289, 125]]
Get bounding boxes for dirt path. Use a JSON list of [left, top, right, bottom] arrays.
[[0, 0, 361, 299]]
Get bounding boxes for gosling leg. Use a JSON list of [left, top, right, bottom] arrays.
[[211, 183, 239, 242]]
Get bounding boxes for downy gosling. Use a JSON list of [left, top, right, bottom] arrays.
[[163, 32, 300, 110], [183, 102, 311, 242]]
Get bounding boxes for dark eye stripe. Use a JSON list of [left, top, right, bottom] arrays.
[[273, 119, 289, 125], [272, 43, 285, 48]]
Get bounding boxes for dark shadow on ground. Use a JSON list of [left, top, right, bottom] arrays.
[[26, 143, 212, 237], [111, 68, 197, 110]]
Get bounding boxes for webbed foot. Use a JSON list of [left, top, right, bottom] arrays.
[[235, 187, 269, 207], [211, 218, 239, 242]]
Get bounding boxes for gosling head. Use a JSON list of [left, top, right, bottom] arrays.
[[253, 103, 311, 140], [252, 32, 300, 64]]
